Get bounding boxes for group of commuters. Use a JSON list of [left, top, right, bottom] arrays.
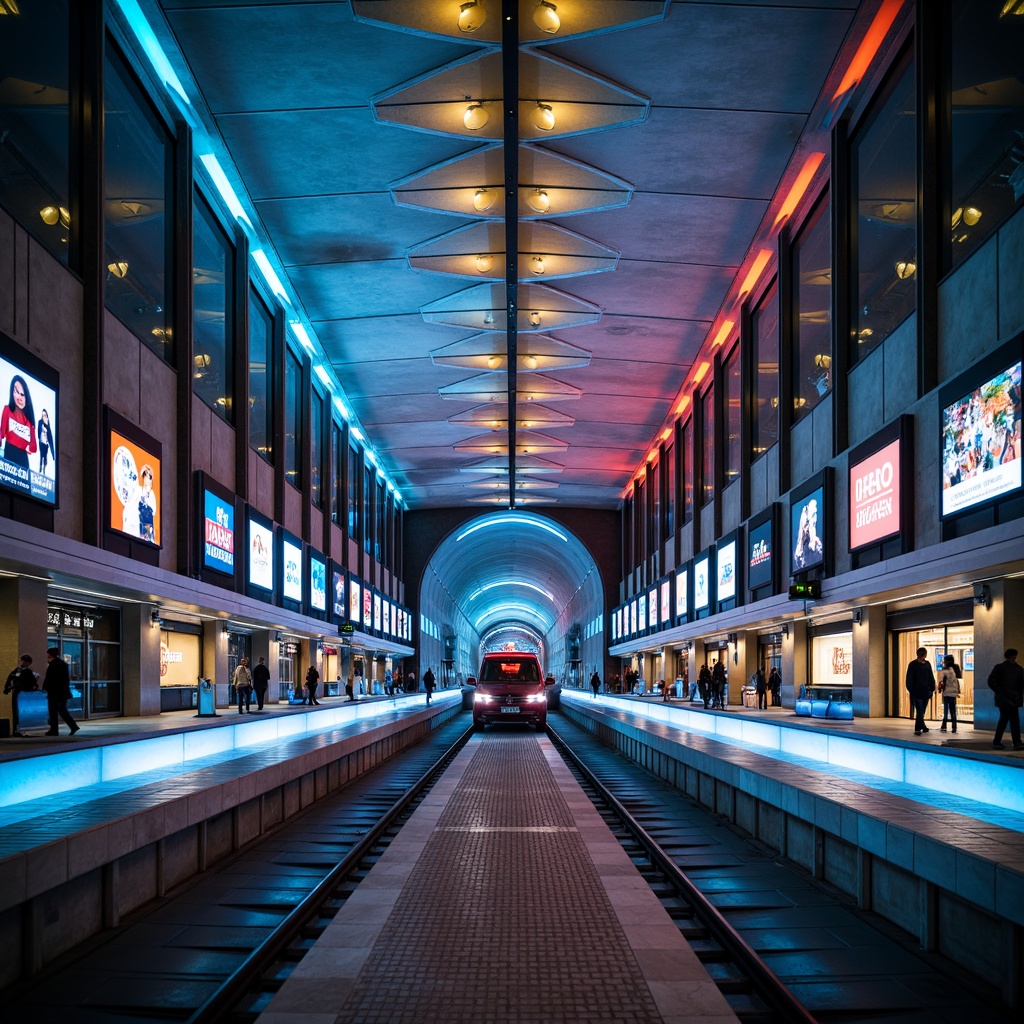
[[695, 661, 728, 709], [230, 656, 272, 713], [905, 647, 1024, 748], [4, 648, 78, 737], [753, 666, 783, 709]]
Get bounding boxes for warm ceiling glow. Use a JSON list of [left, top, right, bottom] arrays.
[[474, 188, 496, 212], [527, 189, 550, 214], [475, 254, 494, 273], [107, 261, 129, 278], [738, 249, 773, 298], [530, 102, 556, 132], [533, 1, 560, 34], [675, 395, 691, 415], [692, 361, 711, 386], [774, 152, 826, 226], [1001, 1, 1024, 14], [830, 0, 902, 108], [660, 428, 671, 441], [710, 320, 735, 348], [463, 102, 489, 131], [963, 206, 982, 226], [458, 1, 486, 33], [529, 311, 542, 326], [524, 355, 538, 369], [530, 255, 545, 275], [895, 259, 916, 280]]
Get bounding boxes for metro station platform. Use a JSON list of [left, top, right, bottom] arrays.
[[255, 731, 736, 1024]]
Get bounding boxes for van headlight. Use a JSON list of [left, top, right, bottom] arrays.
[[474, 693, 494, 705], [526, 692, 547, 704]]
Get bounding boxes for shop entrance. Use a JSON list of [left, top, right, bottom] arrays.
[[892, 623, 975, 725]]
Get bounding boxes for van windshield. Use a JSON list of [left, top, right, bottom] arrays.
[[480, 657, 541, 683]]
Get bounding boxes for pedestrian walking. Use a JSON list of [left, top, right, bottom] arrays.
[[754, 667, 768, 710], [345, 673, 355, 702], [711, 660, 726, 709], [423, 666, 435, 703], [43, 647, 79, 736], [304, 663, 321, 705], [252, 656, 270, 711], [905, 647, 935, 735], [988, 648, 1024, 750], [698, 663, 712, 708], [233, 657, 252, 713], [590, 670, 601, 698], [768, 666, 782, 706], [4, 653, 39, 737], [937, 654, 960, 733]]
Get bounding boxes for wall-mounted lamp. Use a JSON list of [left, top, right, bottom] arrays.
[[781, 624, 789, 637], [973, 584, 992, 609], [852, 608, 862, 624], [151, 609, 161, 626]]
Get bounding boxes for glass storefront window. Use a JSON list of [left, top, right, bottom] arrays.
[[159, 630, 201, 687], [249, 291, 273, 462], [681, 419, 693, 523], [850, 56, 916, 362], [752, 281, 779, 456], [311, 389, 323, 508], [193, 195, 234, 421], [0, 1, 71, 266], [895, 624, 974, 724], [348, 443, 360, 539], [278, 642, 297, 700], [47, 603, 122, 718], [363, 466, 372, 553], [104, 44, 174, 359], [701, 386, 714, 505], [375, 478, 385, 562], [809, 632, 853, 692], [793, 197, 832, 419], [722, 344, 741, 484], [284, 346, 302, 489], [948, 2, 1024, 268], [663, 441, 675, 540], [331, 422, 342, 523]]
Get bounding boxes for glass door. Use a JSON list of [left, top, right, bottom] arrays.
[[893, 623, 974, 724], [61, 639, 86, 717]]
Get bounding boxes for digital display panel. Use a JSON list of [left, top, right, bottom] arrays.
[[0, 337, 58, 506], [717, 540, 737, 602], [363, 586, 372, 630], [349, 579, 361, 622], [660, 580, 671, 623], [383, 600, 391, 636], [110, 430, 161, 545], [629, 599, 637, 635], [203, 489, 234, 574], [332, 571, 345, 618], [693, 555, 710, 610], [310, 554, 327, 612], [941, 360, 1021, 517], [675, 569, 688, 618], [791, 486, 825, 574], [248, 517, 274, 591], [850, 437, 902, 549], [638, 593, 647, 631], [282, 535, 302, 603], [747, 518, 773, 590], [648, 590, 657, 630]]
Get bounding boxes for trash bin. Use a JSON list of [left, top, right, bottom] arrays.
[[742, 688, 757, 708], [197, 677, 217, 717]]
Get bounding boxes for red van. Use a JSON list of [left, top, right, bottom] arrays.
[[472, 652, 547, 731]]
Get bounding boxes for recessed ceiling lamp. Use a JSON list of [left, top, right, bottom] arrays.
[[458, 1, 486, 33], [530, 256, 545, 275], [529, 311, 542, 326], [107, 261, 129, 278], [527, 189, 550, 214], [533, 1, 560, 34], [895, 259, 916, 280], [530, 102, 556, 132], [463, 101, 489, 131], [475, 254, 494, 273], [39, 205, 70, 228], [474, 188, 495, 212]]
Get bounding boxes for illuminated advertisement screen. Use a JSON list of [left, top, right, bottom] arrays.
[[693, 555, 710, 611], [332, 570, 345, 618], [383, 600, 391, 636], [110, 429, 161, 546], [363, 586, 372, 630], [611, 611, 618, 642], [941, 360, 1021, 517], [373, 593, 382, 632], [248, 517, 274, 591], [717, 539, 736, 602], [850, 437, 902, 549], [0, 334, 58, 506], [282, 535, 302, 603], [202, 489, 234, 574], [648, 590, 657, 630], [791, 486, 825, 574], [349, 579, 361, 622], [629, 599, 637, 635], [747, 518, 773, 590], [638, 594, 647, 631], [660, 580, 671, 623], [675, 568, 688, 618], [310, 553, 327, 612]]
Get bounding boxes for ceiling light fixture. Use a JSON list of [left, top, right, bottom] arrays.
[[530, 255, 545, 275], [458, 1, 486, 33], [473, 188, 495, 212], [527, 188, 550, 214], [1000, 0, 1024, 15], [463, 101, 489, 131], [963, 206, 982, 226], [895, 259, 916, 280], [530, 102, 556, 132], [107, 261, 129, 278], [529, 311, 542, 326], [533, 1, 560, 34], [475, 254, 494, 273]]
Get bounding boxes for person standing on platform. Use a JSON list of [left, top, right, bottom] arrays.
[[988, 648, 1024, 750], [768, 665, 782, 706], [711, 660, 726, 710], [345, 673, 355, 702], [590, 670, 601, 698], [4, 653, 38, 737], [233, 656, 252, 714], [43, 647, 78, 736], [698, 663, 712, 708], [252, 656, 270, 712], [755, 667, 768, 710], [304, 663, 321, 705], [423, 666, 435, 703], [937, 654, 960, 733], [384, 667, 394, 696], [905, 647, 935, 735]]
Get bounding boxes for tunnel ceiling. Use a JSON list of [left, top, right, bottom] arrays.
[[148, 0, 861, 510], [423, 510, 601, 636]]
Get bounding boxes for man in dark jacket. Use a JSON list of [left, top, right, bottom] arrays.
[[423, 666, 435, 703], [4, 653, 38, 736], [43, 647, 79, 736], [252, 656, 271, 711], [988, 648, 1024, 750], [905, 647, 935, 735]]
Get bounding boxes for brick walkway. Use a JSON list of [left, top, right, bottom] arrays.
[[257, 733, 736, 1024]]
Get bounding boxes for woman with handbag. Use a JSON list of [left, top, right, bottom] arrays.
[[938, 654, 961, 733]]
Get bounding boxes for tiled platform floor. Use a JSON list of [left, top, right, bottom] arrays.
[[256, 733, 738, 1024]]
